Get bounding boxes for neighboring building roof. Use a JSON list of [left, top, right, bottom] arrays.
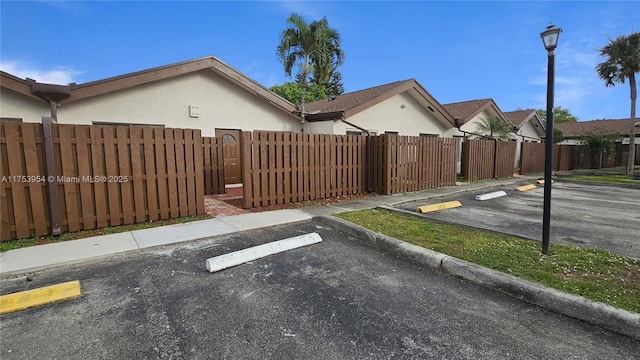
[[504, 109, 546, 129], [442, 99, 498, 124], [305, 79, 457, 127], [443, 98, 514, 128], [555, 119, 638, 138], [443, 99, 490, 122], [2, 56, 298, 116], [504, 109, 538, 127], [504, 109, 546, 134]]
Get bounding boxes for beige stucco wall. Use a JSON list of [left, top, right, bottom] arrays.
[[307, 120, 335, 134], [328, 92, 455, 137], [0, 89, 50, 123], [54, 71, 298, 137], [517, 121, 543, 141], [455, 110, 501, 137]]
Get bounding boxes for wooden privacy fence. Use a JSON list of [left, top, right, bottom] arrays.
[[520, 143, 640, 175], [520, 142, 546, 174], [521, 143, 586, 174], [462, 139, 516, 181], [0, 122, 205, 241], [370, 136, 457, 194], [615, 143, 640, 167], [241, 132, 366, 208], [241, 132, 459, 208]]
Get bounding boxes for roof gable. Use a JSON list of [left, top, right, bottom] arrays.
[[504, 109, 546, 136], [305, 79, 456, 127], [504, 109, 536, 126], [443, 98, 512, 127]]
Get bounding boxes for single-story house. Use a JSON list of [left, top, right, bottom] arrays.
[[304, 79, 458, 137], [555, 118, 639, 145], [503, 109, 546, 169], [1, 56, 306, 184], [1, 56, 301, 137]]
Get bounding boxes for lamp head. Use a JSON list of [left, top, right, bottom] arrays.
[[540, 24, 562, 51]]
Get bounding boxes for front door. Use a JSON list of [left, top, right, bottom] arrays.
[[215, 129, 242, 185]]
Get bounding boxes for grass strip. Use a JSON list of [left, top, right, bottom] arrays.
[[336, 208, 640, 313], [562, 174, 640, 184], [0, 214, 212, 253]]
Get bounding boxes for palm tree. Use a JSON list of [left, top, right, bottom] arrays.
[[471, 116, 515, 141], [596, 32, 640, 178], [311, 62, 344, 97], [277, 13, 344, 132]]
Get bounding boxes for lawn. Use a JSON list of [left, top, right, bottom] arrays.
[[561, 174, 640, 184], [336, 208, 640, 313]]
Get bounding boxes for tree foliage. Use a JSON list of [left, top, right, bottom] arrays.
[[471, 116, 515, 141], [310, 63, 344, 97], [536, 106, 578, 123], [578, 128, 621, 169], [596, 32, 640, 177], [270, 82, 328, 105], [276, 13, 345, 130], [553, 128, 565, 144]]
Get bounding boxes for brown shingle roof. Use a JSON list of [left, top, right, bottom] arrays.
[[442, 99, 492, 122], [305, 79, 456, 127], [504, 109, 537, 127], [555, 119, 637, 138], [305, 79, 412, 114]]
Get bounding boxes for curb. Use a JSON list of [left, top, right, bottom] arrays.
[[315, 215, 640, 340]]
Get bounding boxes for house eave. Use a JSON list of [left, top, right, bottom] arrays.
[[306, 111, 345, 122], [57, 55, 298, 118]]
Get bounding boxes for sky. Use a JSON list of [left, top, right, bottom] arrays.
[[1, 1, 638, 122]]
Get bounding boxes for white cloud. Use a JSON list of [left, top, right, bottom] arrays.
[[0, 60, 83, 84]]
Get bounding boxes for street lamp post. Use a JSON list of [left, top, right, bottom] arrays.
[[540, 24, 562, 255]]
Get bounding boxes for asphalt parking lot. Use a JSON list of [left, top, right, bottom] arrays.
[[395, 181, 640, 259], [1, 219, 638, 359]]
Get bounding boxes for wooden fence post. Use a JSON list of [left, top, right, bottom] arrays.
[[42, 117, 61, 235]]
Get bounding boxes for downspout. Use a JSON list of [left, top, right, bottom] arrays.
[[341, 117, 373, 192], [30, 81, 71, 236]]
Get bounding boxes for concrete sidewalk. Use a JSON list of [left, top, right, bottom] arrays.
[[0, 209, 313, 277]]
